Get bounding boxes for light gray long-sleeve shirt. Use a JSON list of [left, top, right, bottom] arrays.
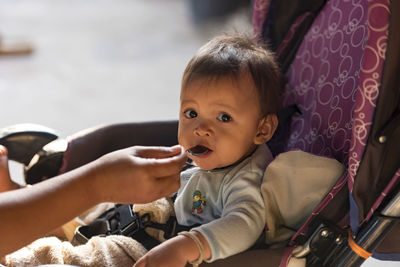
[[174, 144, 273, 262]]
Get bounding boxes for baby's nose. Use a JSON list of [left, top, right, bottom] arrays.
[[194, 124, 212, 137]]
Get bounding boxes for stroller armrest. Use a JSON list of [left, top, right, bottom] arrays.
[[0, 123, 58, 165], [0, 123, 67, 184]]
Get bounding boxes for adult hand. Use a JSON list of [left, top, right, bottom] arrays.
[[0, 145, 20, 192], [0, 145, 186, 258], [91, 145, 187, 204]]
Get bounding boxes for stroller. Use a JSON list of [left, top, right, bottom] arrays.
[[1, 0, 399, 266]]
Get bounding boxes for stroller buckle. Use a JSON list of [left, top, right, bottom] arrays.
[[110, 205, 146, 237]]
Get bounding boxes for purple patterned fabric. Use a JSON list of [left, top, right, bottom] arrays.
[[347, 0, 389, 191], [281, 0, 389, 192], [283, 0, 364, 162]]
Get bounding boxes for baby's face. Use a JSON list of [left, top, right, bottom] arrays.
[[178, 75, 264, 170]]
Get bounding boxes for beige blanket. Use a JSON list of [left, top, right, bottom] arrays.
[[5, 235, 146, 267], [5, 198, 173, 267]]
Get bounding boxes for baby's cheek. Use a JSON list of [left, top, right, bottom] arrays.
[[177, 132, 185, 147], [177, 124, 190, 144]]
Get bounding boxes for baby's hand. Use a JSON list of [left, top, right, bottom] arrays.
[[0, 145, 20, 192], [133, 234, 200, 267]]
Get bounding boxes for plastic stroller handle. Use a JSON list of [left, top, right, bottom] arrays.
[[0, 123, 58, 165]]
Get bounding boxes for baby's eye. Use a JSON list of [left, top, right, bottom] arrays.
[[217, 113, 232, 122], [184, 109, 198, 119]]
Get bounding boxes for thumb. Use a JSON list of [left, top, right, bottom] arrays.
[[0, 145, 9, 169], [0, 145, 15, 192]]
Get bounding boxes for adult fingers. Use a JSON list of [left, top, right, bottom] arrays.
[[144, 152, 187, 178], [133, 145, 184, 159], [0, 145, 16, 192]]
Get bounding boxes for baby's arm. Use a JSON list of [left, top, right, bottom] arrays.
[[134, 230, 210, 267]]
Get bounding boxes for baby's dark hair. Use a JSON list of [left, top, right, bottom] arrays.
[[182, 33, 282, 115]]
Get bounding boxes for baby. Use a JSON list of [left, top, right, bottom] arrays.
[[135, 33, 281, 266]]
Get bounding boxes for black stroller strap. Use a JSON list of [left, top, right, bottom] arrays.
[[72, 204, 197, 251]]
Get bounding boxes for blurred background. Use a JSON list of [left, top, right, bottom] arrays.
[[0, 0, 252, 136], [0, 0, 394, 266]]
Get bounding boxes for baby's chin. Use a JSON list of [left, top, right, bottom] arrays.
[[191, 158, 225, 170], [190, 159, 214, 170]]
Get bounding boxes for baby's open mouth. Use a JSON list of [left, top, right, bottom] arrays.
[[187, 145, 211, 156]]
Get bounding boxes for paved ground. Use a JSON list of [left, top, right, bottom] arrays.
[[0, 1, 393, 266]]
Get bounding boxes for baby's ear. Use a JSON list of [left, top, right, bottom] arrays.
[[254, 114, 278, 144]]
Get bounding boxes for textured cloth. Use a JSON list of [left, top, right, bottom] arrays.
[[4, 199, 173, 267], [175, 144, 273, 262], [4, 235, 146, 267]]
